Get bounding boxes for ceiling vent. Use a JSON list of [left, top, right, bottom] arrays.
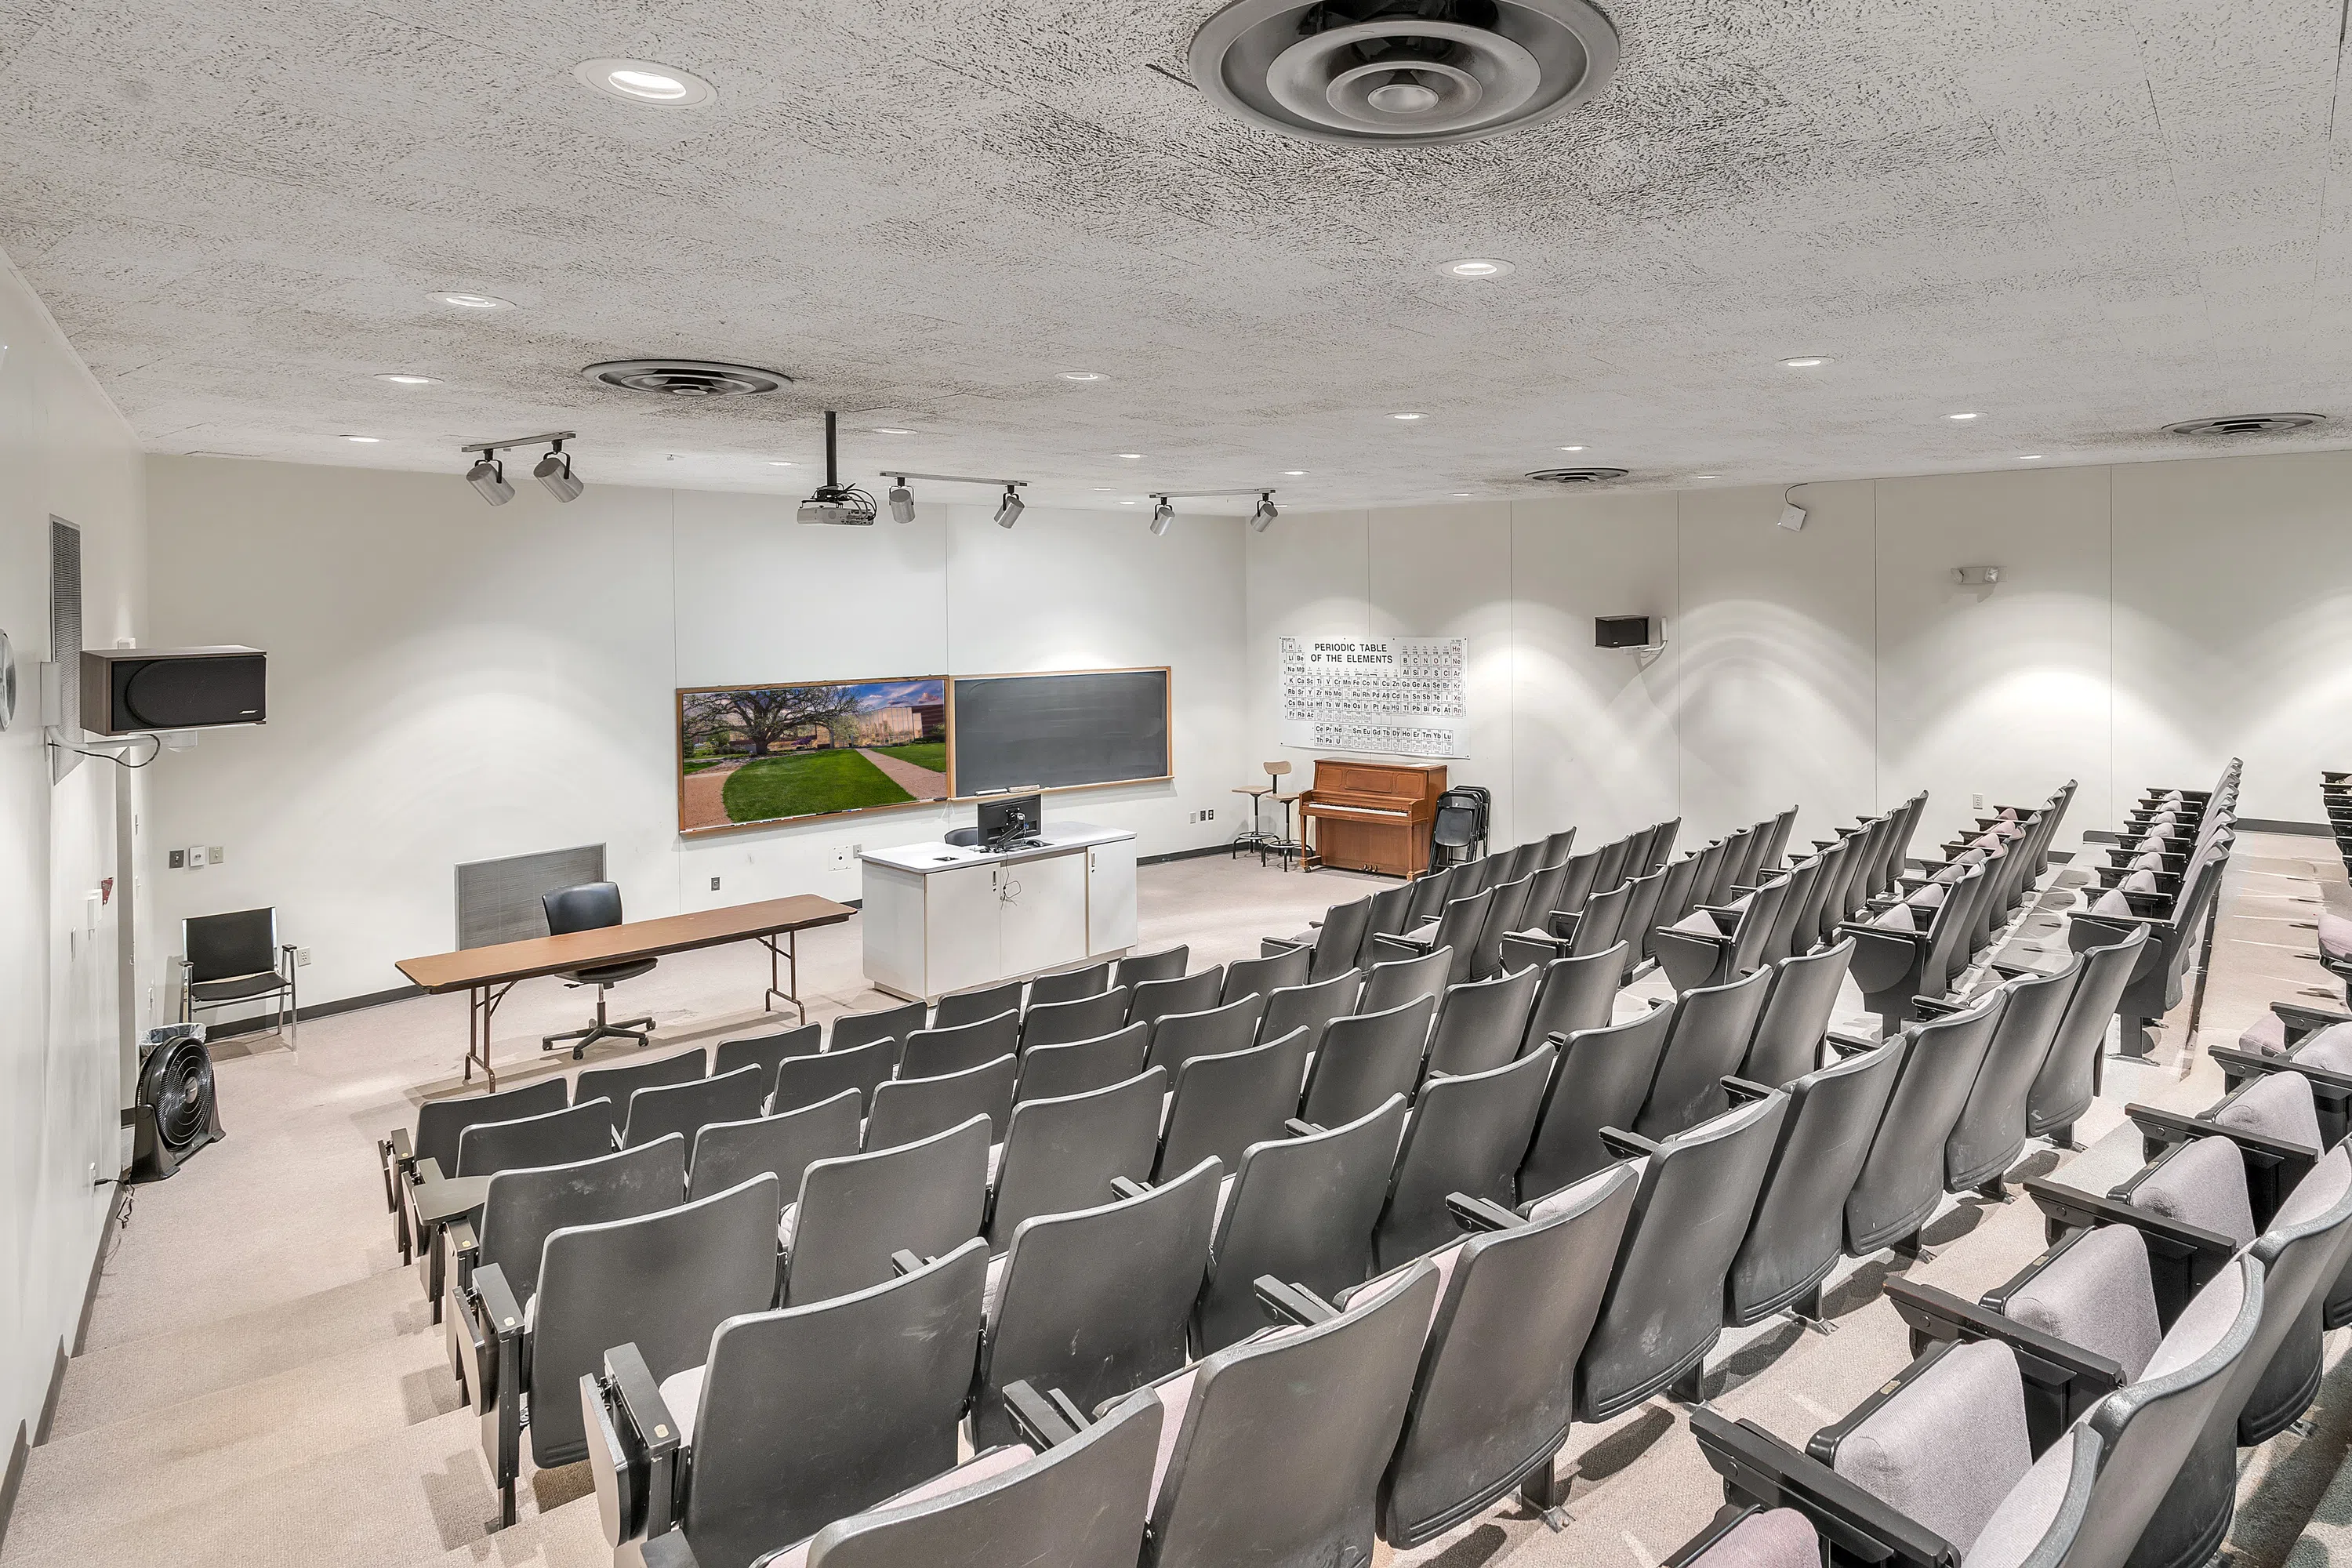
[[2161, 412, 2327, 438], [1189, 0, 1618, 147], [583, 360, 791, 398], [1525, 466, 1628, 485]]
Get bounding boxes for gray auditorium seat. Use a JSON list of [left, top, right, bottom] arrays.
[[1422, 962, 1542, 1080], [1196, 1096, 1406, 1352], [622, 1065, 769, 1151], [1374, 1163, 1639, 1543], [772, 1041, 894, 1116], [1353, 881, 1421, 967], [897, 1010, 1020, 1080], [1375, 1045, 1555, 1266], [829, 1000, 926, 1056], [588, 1238, 986, 1568], [1635, 964, 1775, 1140], [1469, 873, 1537, 979], [1373, 887, 1494, 989], [1264, 896, 1374, 983], [1127, 968, 1225, 1031], [1547, 849, 1601, 926], [455, 1134, 685, 1318], [1026, 959, 1112, 1007], [1515, 856, 1573, 938], [689, 1090, 862, 1203], [1257, 967, 1363, 1053], [795, 1388, 1161, 1568], [866, 1054, 1018, 1149], [1142, 1259, 1438, 1568], [1541, 826, 1579, 866], [1943, 960, 2081, 1197], [1653, 875, 1790, 994], [390, 1078, 568, 1256], [1844, 992, 2008, 1257], [1403, 864, 1457, 927], [1589, 835, 1634, 900], [465, 1171, 779, 1526], [985, 1068, 1167, 1250], [1752, 855, 1821, 968], [932, 979, 1025, 1030], [1503, 840, 1545, 882], [1661, 1507, 1841, 1568], [1519, 1003, 1675, 1199], [454, 1097, 615, 1178], [1359, 946, 1453, 1015], [2071, 845, 2227, 1060], [1298, 994, 1436, 1127], [1223, 943, 1311, 1004], [782, 1116, 989, 1307], [1112, 946, 1189, 989], [1843, 863, 1984, 1030], [1612, 866, 1670, 981], [1013, 1022, 1152, 1105], [1737, 937, 1854, 1090], [1726, 1046, 1903, 1330], [1796, 833, 1851, 951], [1645, 853, 1704, 960], [2025, 925, 2147, 1149], [1519, 943, 1624, 1057], [1154, 1028, 1315, 1179], [1573, 1091, 1790, 1417], [975, 1158, 1221, 1446], [578, 1048, 710, 1134], [1564, 877, 1633, 959], [1145, 992, 1269, 1076], [1018, 986, 1131, 1051], [713, 1024, 822, 1089]]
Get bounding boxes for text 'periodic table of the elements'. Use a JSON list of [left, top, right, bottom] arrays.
[[1277, 637, 1468, 759]]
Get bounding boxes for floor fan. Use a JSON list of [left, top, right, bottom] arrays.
[[127, 1024, 225, 1182]]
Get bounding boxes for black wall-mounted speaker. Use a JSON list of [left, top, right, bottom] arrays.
[[80, 646, 266, 735], [1595, 615, 1653, 649]]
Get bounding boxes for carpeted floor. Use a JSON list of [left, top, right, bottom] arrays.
[[8, 837, 2347, 1568]]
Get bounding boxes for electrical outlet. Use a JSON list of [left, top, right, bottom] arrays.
[[186, 844, 206, 868], [710, 876, 721, 891], [295, 948, 311, 967], [851, 842, 862, 858], [168, 848, 185, 869], [1207, 808, 1214, 822], [209, 844, 225, 864]]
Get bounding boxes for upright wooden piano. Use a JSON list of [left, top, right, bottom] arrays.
[[1300, 760, 1447, 877]]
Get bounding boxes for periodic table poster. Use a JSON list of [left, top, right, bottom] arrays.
[[1278, 636, 1468, 758]]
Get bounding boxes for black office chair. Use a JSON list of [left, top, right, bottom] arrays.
[[180, 907, 299, 1045], [541, 882, 658, 1058]]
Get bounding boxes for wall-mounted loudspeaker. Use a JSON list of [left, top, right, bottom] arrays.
[[80, 646, 266, 735], [125, 1025, 225, 1183], [1595, 615, 1655, 649]]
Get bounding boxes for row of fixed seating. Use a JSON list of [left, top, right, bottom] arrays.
[[2074, 762, 2238, 1061], [2321, 768, 2352, 988]]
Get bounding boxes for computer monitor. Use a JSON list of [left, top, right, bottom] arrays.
[[977, 792, 1042, 847]]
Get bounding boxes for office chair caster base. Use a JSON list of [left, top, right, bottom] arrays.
[[541, 1018, 655, 1058]]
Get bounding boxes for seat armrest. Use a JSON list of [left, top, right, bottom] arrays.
[[1598, 1125, 1661, 1162], [459, 1261, 528, 1502], [1686, 1408, 1960, 1568], [447, 1217, 481, 1294], [379, 1126, 414, 1193], [1446, 1192, 1523, 1233], [1881, 1279, 2123, 1445], [596, 1340, 681, 1545], [1284, 1118, 1323, 1138], [1370, 930, 1436, 958], [1824, 1030, 1879, 1057], [1909, 996, 1965, 1019], [890, 1248, 926, 1276], [1259, 936, 1308, 959], [2125, 1102, 2319, 1170], [1109, 1176, 1152, 1200], [1003, 1378, 1087, 1447], [1722, 1076, 1776, 1106], [1254, 1276, 1339, 1327], [2023, 1178, 2238, 1301], [1839, 920, 1927, 953], [2210, 1045, 2352, 1098], [2273, 1000, 2352, 1039]]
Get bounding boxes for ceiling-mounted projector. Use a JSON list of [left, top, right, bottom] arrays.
[[797, 410, 877, 526]]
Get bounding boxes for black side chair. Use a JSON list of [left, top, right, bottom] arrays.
[[181, 907, 299, 1044], [540, 882, 657, 1058]]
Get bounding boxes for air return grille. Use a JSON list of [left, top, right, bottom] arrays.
[[1525, 466, 1628, 485], [583, 360, 792, 398], [1189, 0, 1618, 147], [2161, 413, 2327, 437]]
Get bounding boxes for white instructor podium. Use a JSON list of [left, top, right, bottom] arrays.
[[860, 822, 1138, 1003]]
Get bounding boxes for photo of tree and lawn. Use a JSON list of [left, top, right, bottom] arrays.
[[678, 677, 949, 832]]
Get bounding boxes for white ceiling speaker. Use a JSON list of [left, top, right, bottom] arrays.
[[1524, 466, 1628, 485], [2161, 412, 2327, 437], [583, 359, 791, 397], [1190, 0, 1618, 147]]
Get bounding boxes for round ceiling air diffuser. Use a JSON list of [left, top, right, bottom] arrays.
[[1525, 466, 1628, 484], [583, 360, 792, 397], [1189, 0, 1618, 147], [2161, 412, 2327, 437]]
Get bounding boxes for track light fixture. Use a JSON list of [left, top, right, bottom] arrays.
[[994, 486, 1024, 528], [1251, 492, 1278, 532], [876, 471, 1030, 528], [533, 438, 584, 503], [1142, 486, 1281, 536], [1150, 496, 1174, 535], [887, 477, 916, 524], [798, 411, 878, 525], [462, 430, 575, 507]]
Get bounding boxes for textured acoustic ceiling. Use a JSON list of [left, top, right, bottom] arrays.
[[1, 0, 2347, 510]]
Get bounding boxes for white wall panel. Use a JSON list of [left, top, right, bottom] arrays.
[[1367, 503, 1515, 840]]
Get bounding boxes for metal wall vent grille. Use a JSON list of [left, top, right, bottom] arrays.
[[1525, 466, 1628, 484], [583, 360, 792, 398], [2161, 412, 2327, 437]]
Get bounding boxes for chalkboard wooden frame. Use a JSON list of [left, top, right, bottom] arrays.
[[947, 666, 1173, 799]]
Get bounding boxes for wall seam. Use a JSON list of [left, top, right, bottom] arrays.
[[670, 485, 681, 909], [1871, 480, 1882, 814]]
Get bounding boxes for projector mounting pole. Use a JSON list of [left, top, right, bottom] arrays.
[[823, 409, 840, 489]]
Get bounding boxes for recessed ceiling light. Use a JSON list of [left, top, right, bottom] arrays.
[[1118, 452, 1143, 459], [1060, 371, 1107, 382], [1089, 486, 1115, 492], [1439, 258, 1514, 279], [573, 58, 716, 107], [342, 434, 381, 443], [1453, 492, 1471, 496], [1559, 445, 1585, 452], [1693, 474, 1718, 480], [1283, 470, 1305, 476], [431, 292, 513, 310], [1780, 356, 1832, 368], [375, 372, 441, 385], [1119, 499, 1138, 506], [2017, 454, 2044, 460], [1947, 412, 1980, 421], [872, 427, 913, 435], [1391, 412, 1425, 421], [768, 459, 797, 466]]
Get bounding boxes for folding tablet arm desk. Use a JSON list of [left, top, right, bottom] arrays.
[[395, 894, 855, 1088]]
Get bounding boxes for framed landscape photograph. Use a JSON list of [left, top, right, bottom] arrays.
[[678, 677, 950, 833]]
